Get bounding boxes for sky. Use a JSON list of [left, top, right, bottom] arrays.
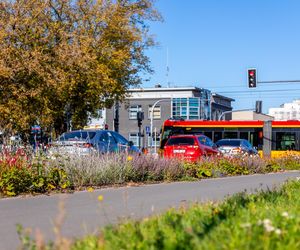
[[143, 0, 300, 113]]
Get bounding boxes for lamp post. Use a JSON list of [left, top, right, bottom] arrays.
[[150, 99, 164, 153]]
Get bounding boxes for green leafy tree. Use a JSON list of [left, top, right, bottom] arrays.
[[0, 0, 161, 137]]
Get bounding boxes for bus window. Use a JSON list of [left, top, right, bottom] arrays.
[[224, 132, 238, 139], [213, 132, 222, 142], [250, 132, 260, 148], [204, 132, 212, 140], [276, 132, 296, 150], [240, 132, 249, 140]]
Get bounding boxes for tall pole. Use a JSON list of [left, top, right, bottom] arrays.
[[150, 99, 164, 153]]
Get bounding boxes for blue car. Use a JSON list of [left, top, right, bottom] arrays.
[[48, 130, 139, 156]]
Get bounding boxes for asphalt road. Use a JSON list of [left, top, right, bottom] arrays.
[[1, 171, 300, 250]]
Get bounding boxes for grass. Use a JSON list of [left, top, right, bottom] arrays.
[[81, 181, 300, 250], [19, 180, 300, 249]]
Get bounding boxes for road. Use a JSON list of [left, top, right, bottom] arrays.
[[0, 171, 300, 250]]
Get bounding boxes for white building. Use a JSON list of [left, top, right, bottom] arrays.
[[268, 100, 300, 120]]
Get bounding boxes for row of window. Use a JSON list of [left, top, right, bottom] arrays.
[[173, 98, 211, 120], [129, 97, 212, 121], [129, 105, 161, 120], [128, 132, 160, 147]]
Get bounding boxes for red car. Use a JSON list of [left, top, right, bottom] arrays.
[[163, 134, 219, 162]]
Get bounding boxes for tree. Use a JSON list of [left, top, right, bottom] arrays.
[[0, 0, 161, 137]]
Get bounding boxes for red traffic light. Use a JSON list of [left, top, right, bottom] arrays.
[[247, 68, 257, 88]]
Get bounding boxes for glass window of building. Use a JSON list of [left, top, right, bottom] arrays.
[[147, 133, 160, 147], [172, 97, 205, 120], [129, 105, 142, 120], [129, 132, 140, 147], [148, 105, 161, 119]]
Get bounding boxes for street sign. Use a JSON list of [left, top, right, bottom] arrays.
[[145, 126, 150, 134], [31, 125, 41, 134]]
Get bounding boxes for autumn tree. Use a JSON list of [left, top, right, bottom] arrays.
[[0, 0, 160, 137]]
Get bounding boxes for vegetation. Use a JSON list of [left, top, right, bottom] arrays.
[[0, 148, 70, 196], [1, 148, 300, 197], [18, 180, 300, 249], [0, 0, 161, 136]]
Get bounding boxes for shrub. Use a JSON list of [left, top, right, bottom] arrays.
[[45, 153, 185, 188]]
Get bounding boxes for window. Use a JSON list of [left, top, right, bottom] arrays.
[[99, 131, 116, 144], [198, 135, 214, 147], [129, 105, 142, 120], [171, 98, 202, 120], [148, 105, 161, 119], [166, 137, 195, 146], [276, 132, 296, 150], [147, 133, 160, 147], [129, 132, 140, 147], [59, 131, 96, 141], [112, 132, 128, 145]]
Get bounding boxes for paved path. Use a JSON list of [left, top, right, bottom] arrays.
[[1, 171, 300, 250]]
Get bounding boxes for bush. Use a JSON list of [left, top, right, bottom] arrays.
[[46, 153, 184, 188], [0, 150, 70, 196]]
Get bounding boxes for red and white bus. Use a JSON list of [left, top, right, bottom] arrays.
[[160, 119, 300, 157]]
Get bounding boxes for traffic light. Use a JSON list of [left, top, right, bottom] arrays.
[[248, 69, 257, 88], [137, 111, 144, 126]]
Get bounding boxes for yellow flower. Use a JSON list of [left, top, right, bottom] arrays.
[[87, 187, 94, 192], [98, 195, 104, 201], [48, 183, 56, 190], [127, 156, 133, 161]]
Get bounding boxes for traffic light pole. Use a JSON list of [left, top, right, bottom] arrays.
[[138, 123, 141, 150], [257, 80, 300, 83]]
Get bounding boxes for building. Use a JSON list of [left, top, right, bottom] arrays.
[[268, 100, 300, 120], [211, 93, 235, 120], [232, 111, 274, 121], [102, 86, 234, 149]]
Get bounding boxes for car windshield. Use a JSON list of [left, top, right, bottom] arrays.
[[216, 140, 241, 147], [166, 137, 195, 146], [59, 131, 96, 141]]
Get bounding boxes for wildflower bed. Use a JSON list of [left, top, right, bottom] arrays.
[[20, 180, 300, 249], [1, 148, 300, 197]]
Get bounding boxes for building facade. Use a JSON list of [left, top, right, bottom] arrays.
[[103, 86, 234, 149], [232, 111, 274, 121], [268, 100, 300, 120]]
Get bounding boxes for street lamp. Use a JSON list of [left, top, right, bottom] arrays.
[[150, 99, 164, 153]]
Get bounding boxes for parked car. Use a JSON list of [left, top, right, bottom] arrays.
[[215, 139, 258, 157], [163, 134, 219, 162], [48, 130, 139, 156]]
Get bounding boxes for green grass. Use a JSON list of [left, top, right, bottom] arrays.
[[70, 181, 300, 250]]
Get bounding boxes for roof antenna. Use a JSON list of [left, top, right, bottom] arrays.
[[166, 47, 170, 88]]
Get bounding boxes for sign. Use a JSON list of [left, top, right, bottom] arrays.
[[145, 126, 150, 134], [31, 125, 41, 134]]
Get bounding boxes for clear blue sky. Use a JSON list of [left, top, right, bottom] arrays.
[[143, 0, 300, 113]]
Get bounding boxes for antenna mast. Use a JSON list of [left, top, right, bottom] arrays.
[[166, 47, 170, 87]]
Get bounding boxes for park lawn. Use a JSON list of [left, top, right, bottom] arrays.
[[70, 180, 300, 250]]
